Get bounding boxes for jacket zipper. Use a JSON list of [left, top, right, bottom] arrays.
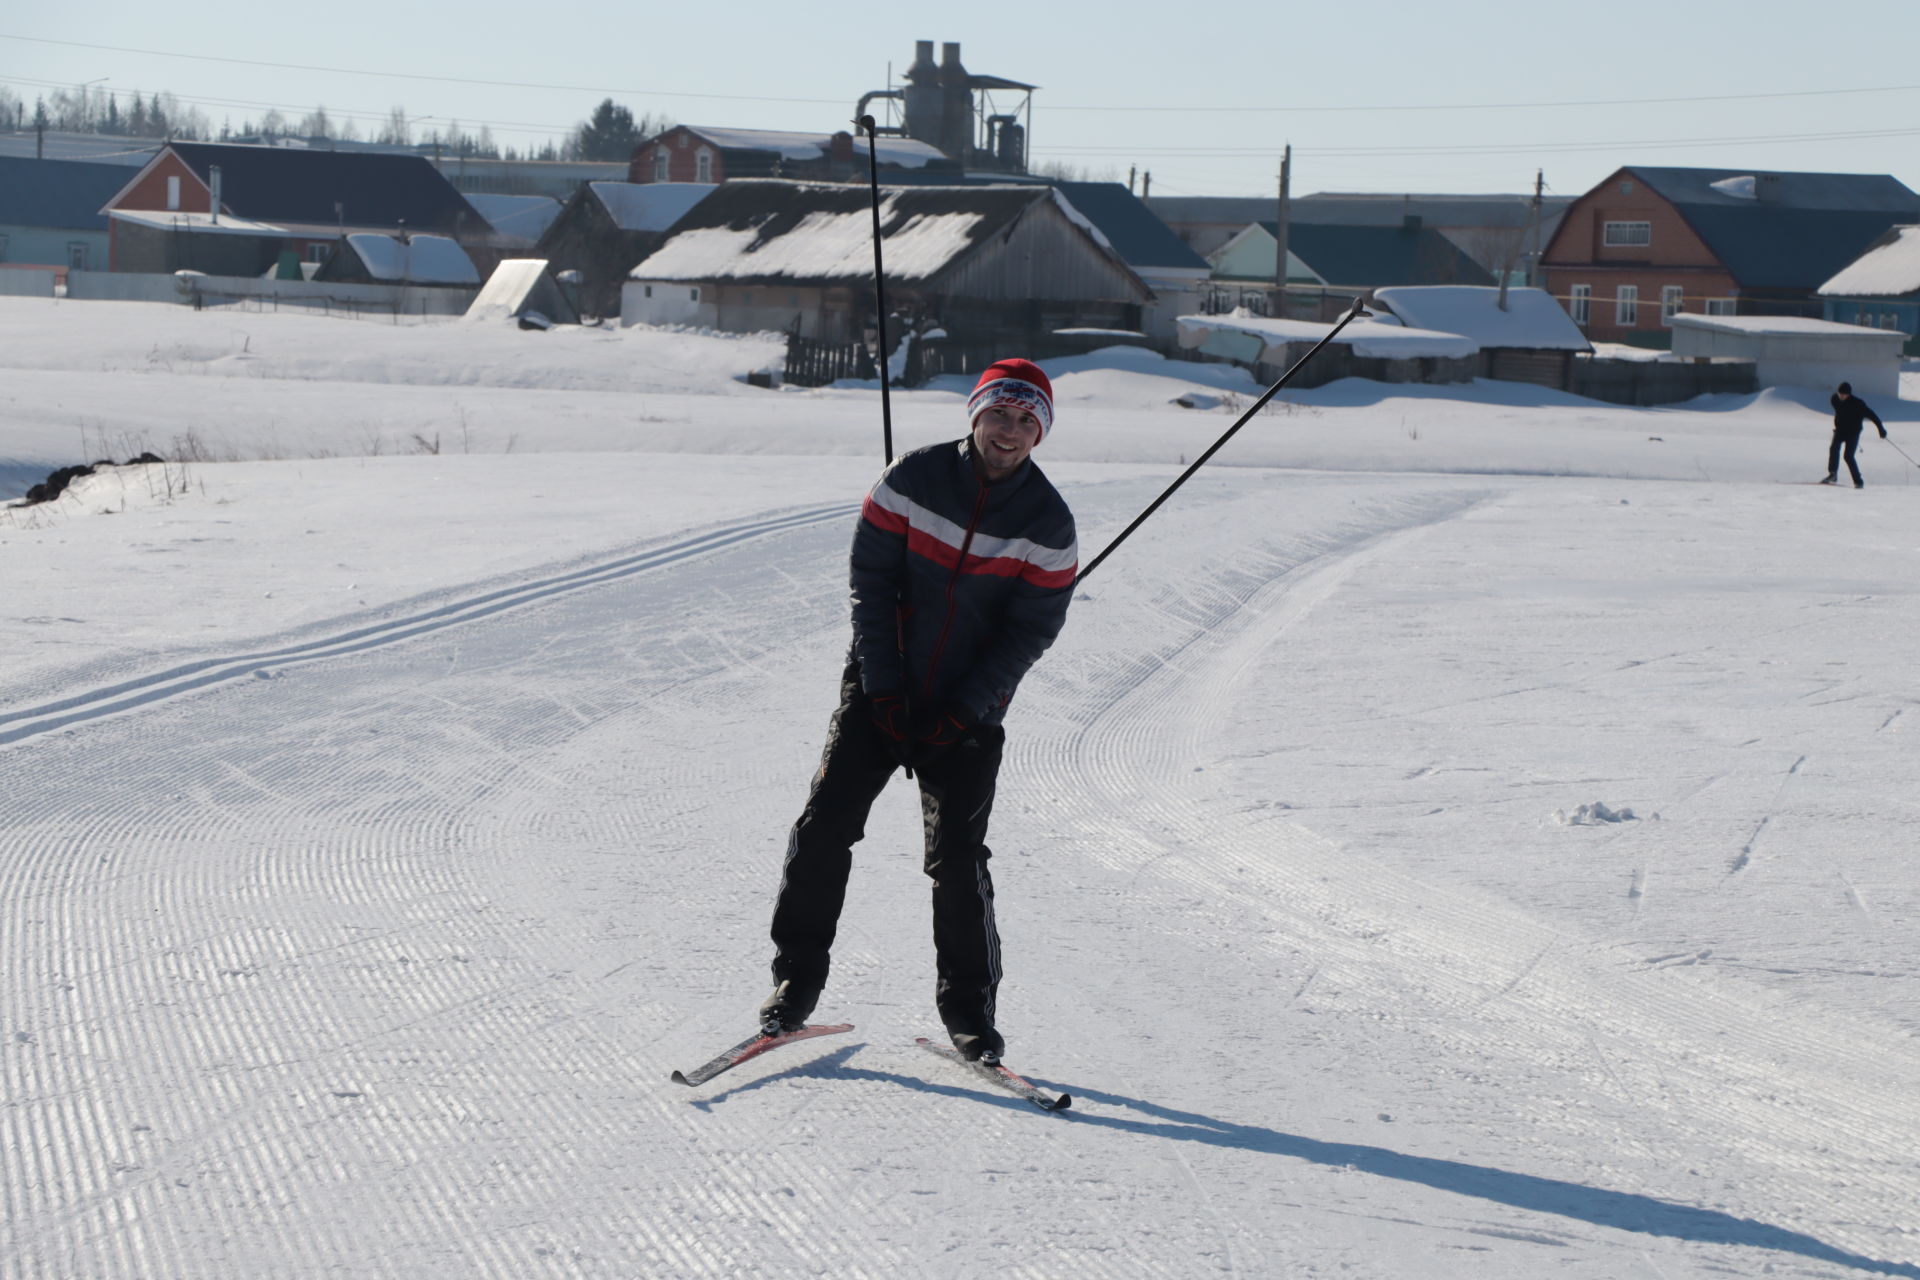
[[920, 480, 989, 703]]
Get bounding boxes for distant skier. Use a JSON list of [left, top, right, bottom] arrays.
[[759, 359, 1077, 1064], [1822, 381, 1888, 488]]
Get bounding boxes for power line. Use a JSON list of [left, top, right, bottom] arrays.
[[1049, 84, 1920, 113], [11, 30, 1920, 118], [1032, 124, 1920, 161], [0, 72, 577, 138], [0, 32, 848, 105]]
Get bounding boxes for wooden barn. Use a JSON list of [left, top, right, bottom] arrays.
[[534, 182, 716, 318], [621, 179, 1153, 345]]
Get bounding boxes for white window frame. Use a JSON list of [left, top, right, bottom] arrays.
[[695, 148, 713, 183], [166, 175, 182, 210], [653, 149, 669, 182], [1661, 285, 1685, 323], [1603, 221, 1652, 248], [306, 242, 332, 264], [1705, 297, 1737, 316], [1568, 283, 1591, 325], [67, 242, 88, 270], [1615, 285, 1639, 326]]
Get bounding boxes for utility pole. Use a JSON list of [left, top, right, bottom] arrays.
[[1142, 170, 1151, 201], [1500, 168, 1545, 311], [1273, 144, 1291, 315]]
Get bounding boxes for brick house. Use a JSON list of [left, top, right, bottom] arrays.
[[102, 141, 488, 275], [1539, 166, 1920, 345], [629, 126, 954, 186]]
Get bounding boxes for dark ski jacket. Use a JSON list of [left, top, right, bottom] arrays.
[[1831, 393, 1886, 436], [849, 438, 1077, 725]]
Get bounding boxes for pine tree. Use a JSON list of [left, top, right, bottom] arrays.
[[570, 99, 641, 162]]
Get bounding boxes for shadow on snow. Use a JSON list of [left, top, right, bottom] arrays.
[[686, 1045, 1919, 1277]]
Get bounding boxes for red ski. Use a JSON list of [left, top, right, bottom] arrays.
[[671, 1023, 854, 1088]]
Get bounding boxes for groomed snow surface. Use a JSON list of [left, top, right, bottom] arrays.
[[4, 297, 1920, 1279]]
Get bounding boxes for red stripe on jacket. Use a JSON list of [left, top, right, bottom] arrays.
[[904, 526, 1075, 589]]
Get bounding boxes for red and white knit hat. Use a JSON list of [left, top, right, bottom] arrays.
[[966, 358, 1055, 442]]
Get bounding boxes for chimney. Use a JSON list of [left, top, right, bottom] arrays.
[[209, 165, 222, 225], [903, 40, 942, 148], [939, 42, 973, 163]]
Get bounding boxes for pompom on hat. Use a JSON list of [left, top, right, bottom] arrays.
[[967, 358, 1055, 442]]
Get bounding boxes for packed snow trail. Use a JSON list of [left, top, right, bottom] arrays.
[[4, 472, 1919, 1278]]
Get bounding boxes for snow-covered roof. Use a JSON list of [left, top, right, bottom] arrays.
[[684, 126, 834, 161], [344, 233, 479, 285], [588, 182, 716, 233], [1372, 286, 1592, 352], [1667, 313, 1897, 338], [628, 181, 1114, 287], [465, 193, 563, 243], [849, 136, 949, 169], [1817, 225, 1920, 298], [1176, 309, 1479, 360], [108, 209, 287, 236]]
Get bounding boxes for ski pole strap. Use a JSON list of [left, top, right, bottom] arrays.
[[858, 114, 895, 466], [1074, 295, 1369, 589]]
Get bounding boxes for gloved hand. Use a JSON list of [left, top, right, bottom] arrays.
[[1880, 428, 1890, 439], [867, 691, 914, 764], [910, 702, 974, 766]]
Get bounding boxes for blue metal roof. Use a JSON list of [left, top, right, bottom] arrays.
[[0, 156, 132, 231], [1627, 167, 1920, 290], [1052, 182, 1208, 272], [164, 142, 482, 233], [1262, 221, 1496, 288]]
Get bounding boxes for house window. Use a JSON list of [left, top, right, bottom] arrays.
[[1615, 285, 1639, 326], [644, 285, 653, 298], [742, 291, 752, 306], [1603, 221, 1652, 247], [1661, 285, 1685, 322], [695, 149, 713, 183], [1705, 297, 1737, 315], [1568, 283, 1591, 325], [166, 175, 181, 211], [0, 234, 9, 262], [653, 149, 669, 182], [67, 242, 88, 270], [690, 287, 700, 301], [307, 242, 332, 264]]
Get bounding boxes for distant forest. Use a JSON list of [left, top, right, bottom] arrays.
[[0, 84, 670, 163]]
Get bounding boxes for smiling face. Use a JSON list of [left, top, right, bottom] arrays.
[[971, 404, 1043, 480]]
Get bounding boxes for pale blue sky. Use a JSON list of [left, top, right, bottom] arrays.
[[7, 0, 1919, 199]]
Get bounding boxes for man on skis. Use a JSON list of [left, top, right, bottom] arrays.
[[759, 359, 1077, 1064], [1823, 380, 1889, 488]]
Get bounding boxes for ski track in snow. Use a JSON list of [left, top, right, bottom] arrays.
[[4, 474, 1920, 1277]]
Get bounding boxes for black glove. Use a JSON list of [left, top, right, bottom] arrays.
[[1880, 429, 1890, 439], [910, 702, 974, 765], [867, 691, 914, 764]]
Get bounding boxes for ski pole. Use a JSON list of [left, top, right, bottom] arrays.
[[1074, 295, 1369, 589], [1884, 435, 1920, 471], [857, 114, 895, 466]]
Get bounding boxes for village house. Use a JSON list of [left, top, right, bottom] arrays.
[[101, 141, 490, 277], [534, 182, 717, 317], [629, 126, 954, 186], [1539, 166, 1920, 346], [622, 179, 1153, 347], [311, 233, 480, 289], [0, 155, 129, 276], [1818, 225, 1920, 354], [1206, 219, 1495, 316]]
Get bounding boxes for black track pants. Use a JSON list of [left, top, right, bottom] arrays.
[[1829, 427, 1864, 485], [769, 663, 1006, 1034]]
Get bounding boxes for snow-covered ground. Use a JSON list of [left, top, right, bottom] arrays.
[[4, 297, 1919, 1279]]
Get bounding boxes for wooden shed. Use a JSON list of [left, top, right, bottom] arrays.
[[621, 179, 1153, 344]]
